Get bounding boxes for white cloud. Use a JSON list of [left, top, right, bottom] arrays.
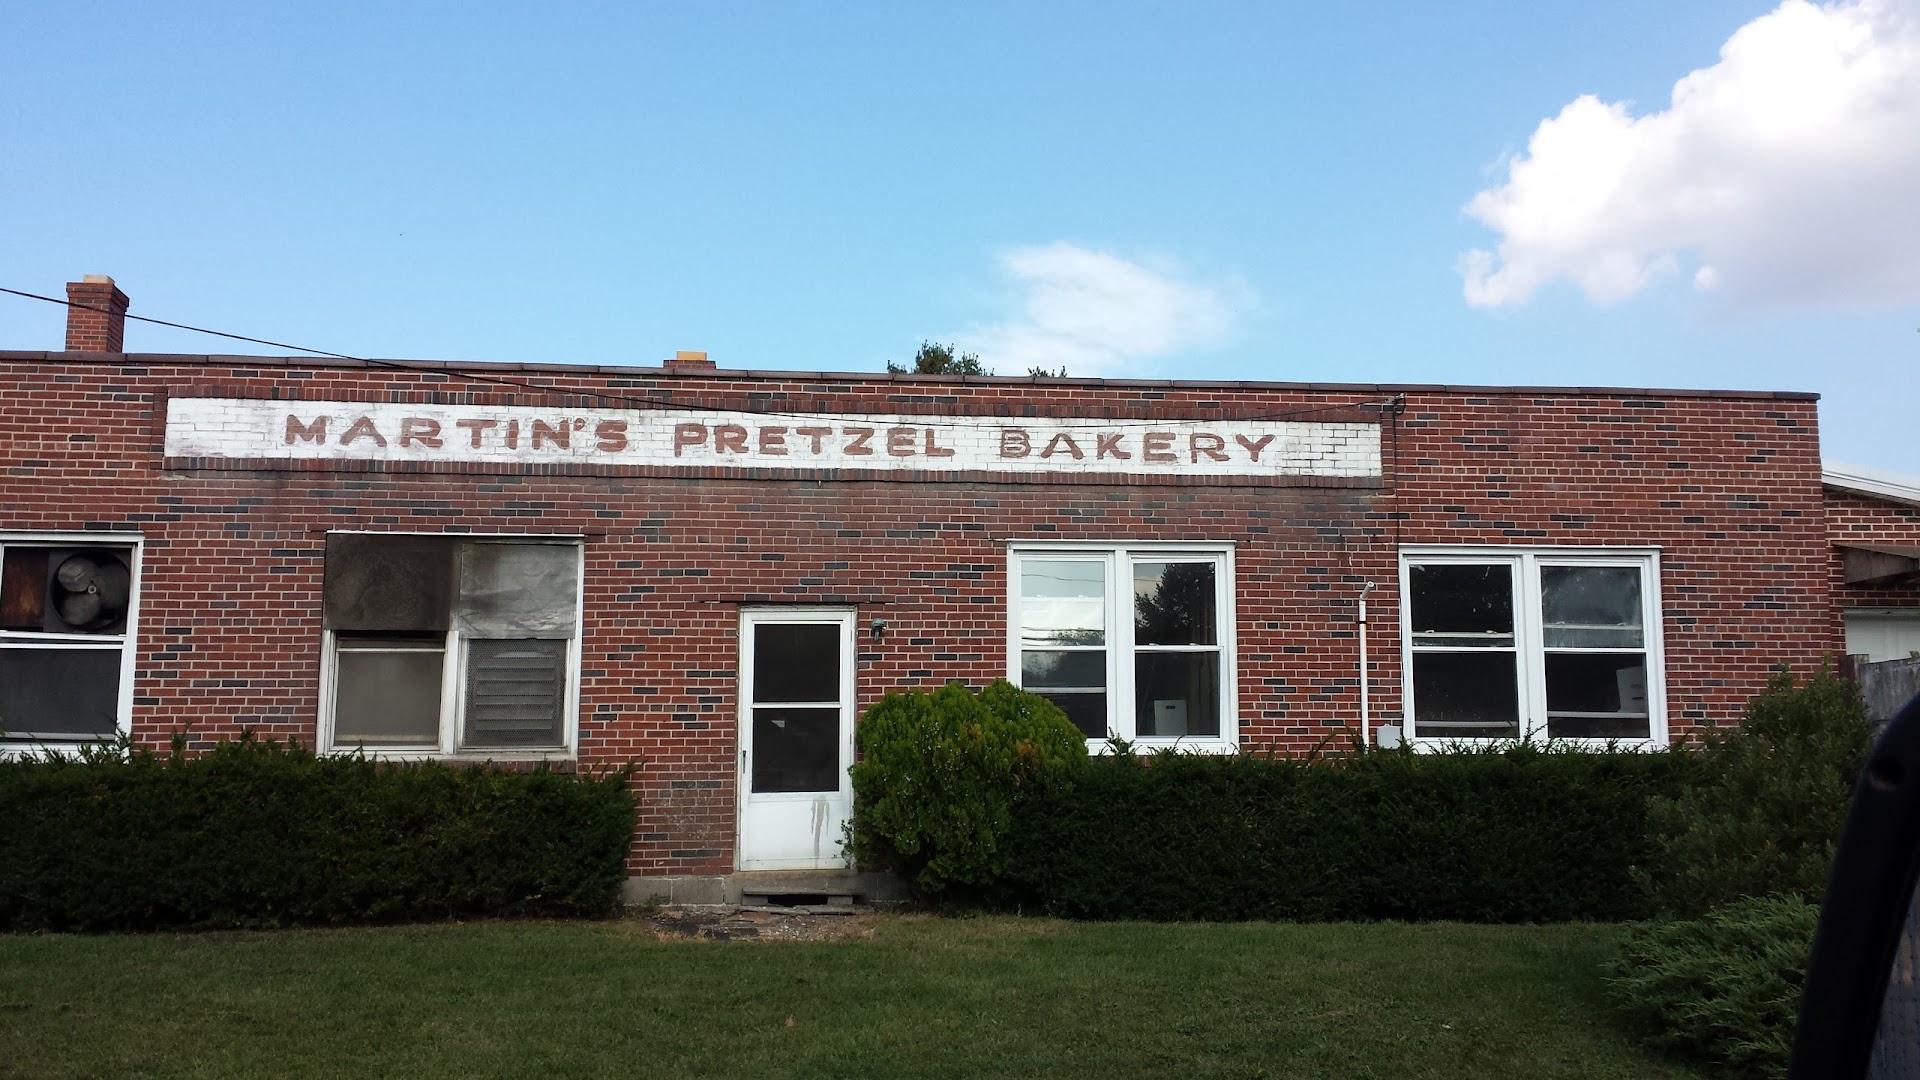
[[961, 243, 1246, 376], [1461, 0, 1920, 311]]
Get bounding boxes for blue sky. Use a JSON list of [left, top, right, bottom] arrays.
[[4, 1, 1914, 469]]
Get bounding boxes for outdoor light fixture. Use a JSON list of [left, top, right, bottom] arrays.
[[870, 618, 886, 639]]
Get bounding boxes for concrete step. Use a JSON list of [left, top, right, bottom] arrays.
[[737, 871, 861, 909], [738, 896, 856, 912], [624, 869, 909, 907]]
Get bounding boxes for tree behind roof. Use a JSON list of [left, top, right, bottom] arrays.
[[889, 341, 987, 375]]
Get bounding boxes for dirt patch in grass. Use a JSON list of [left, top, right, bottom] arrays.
[[642, 906, 882, 942]]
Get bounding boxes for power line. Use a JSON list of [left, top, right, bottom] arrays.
[[1, 284, 1402, 431], [0, 285, 682, 408], [2, 286, 365, 361]]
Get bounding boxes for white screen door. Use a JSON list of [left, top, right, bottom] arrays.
[[737, 608, 855, 871]]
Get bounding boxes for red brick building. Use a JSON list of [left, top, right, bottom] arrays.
[[1826, 462, 1920, 662], [0, 277, 1847, 900]]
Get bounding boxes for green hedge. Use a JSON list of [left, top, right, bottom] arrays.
[[1001, 744, 1697, 922], [1604, 894, 1817, 1079], [1637, 667, 1868, 916], [0, 736, 635, 932], [1596, 670, 1867, 1077]]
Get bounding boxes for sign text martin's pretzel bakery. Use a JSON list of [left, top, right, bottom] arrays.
[[164, 398, 1382, 480]]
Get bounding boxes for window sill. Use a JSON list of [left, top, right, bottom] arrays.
[[1092, 737, 1240, 756], [1405, 736, 1670, 753], [0, 738, 122, 759], [321, 747, 576, 763]]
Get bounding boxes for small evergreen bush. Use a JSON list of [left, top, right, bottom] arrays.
[[0, 735, 635, 931], [1604, 894, 1818, 1079], [849, 680, 1086, 894], [1638, 667, 1870, 915], [1001, 742, 1695, 922]]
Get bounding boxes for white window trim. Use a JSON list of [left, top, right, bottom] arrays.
[[316, 532, 585, 761], [1397, 545, 1668, 750], [0, 532, 144, 756], [1007, 540, 1238, 753]]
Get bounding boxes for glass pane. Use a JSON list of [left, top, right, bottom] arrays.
[[1134, 651, 1220, 737], [1020, 560, 1106, 647], [463, 639, 566, 748], [334, 645, 443, 746], [1542, 625, 1646, 649], [0, 547, 49, 630], [323, 534, 454, 633], [0, 647, 120, 739], [752, 707, 842, 793], [1545, 653, 1650, 739], [753, 623, 841, 704], [1039, 692, 1108, 739], [1541, 566, 1643, 648], [1133, 562, 1218, 646], [1021, 649, 1106, 690], [1409, 564, 1514, 646], [1411, 651, 1520, 738]]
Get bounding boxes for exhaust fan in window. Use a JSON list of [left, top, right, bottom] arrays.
[[44, 549, 131, 634]]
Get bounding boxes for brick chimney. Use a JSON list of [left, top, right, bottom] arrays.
[[65, 275, 130, 352], [663, 349, 716, 372]]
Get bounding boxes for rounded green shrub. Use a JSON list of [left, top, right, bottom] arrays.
[[849, 679, 1086, 894], [1605, 893, 1818, 1079]]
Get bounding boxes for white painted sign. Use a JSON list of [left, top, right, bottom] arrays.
[[164, 397, 1381, 479]]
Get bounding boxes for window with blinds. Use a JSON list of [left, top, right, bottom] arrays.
[[321, 534, 581, 755]]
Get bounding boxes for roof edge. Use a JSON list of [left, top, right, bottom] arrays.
[[1825, 462, 1920, 508], [0, 349, 1824, 402]]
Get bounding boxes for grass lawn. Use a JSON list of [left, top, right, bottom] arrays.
[[0, 915, 1689, 1079]]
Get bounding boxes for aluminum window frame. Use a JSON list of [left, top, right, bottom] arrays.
[[0, 531, 144, 755], [316, 532, 585, 761], [1397, 545, 1667, 749], [1007, 540, 1238, 753]]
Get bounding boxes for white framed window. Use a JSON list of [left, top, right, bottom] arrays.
[[1398, 546, 1666, 746], [1007, 542, 1236, 750], [319, 533, 583, 758], [0, 533, 142, 750]]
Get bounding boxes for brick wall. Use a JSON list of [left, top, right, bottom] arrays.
[[0, 351, 1834, 876], [1828, 488, 1920, 643], [62, 278, 129, 353]]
